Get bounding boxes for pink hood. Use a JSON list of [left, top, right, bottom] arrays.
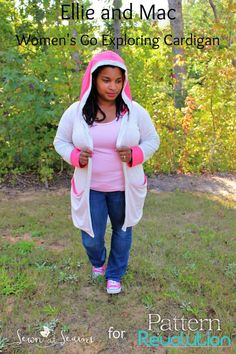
[[78, 51, 133, 114]]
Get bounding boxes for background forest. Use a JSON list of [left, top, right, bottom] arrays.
[[0, 0, 235, 185]]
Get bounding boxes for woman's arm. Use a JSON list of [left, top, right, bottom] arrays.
[[129, 102, 160, 167], [53, 102, 83, 167]]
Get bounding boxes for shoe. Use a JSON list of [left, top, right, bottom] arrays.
[[107, 280, 122, 294], [92, 265, 106, 279]]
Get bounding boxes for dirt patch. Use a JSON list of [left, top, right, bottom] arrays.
[[148, 173, 236, 201], [1, 232, 65, 251], [47, 241, 66, 252], [1, 232, 45, 245], [0, 188, 69, 202], [1, 172, 236, 201]]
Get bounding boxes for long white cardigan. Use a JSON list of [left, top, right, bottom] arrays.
[[53, 100, 160, 237]]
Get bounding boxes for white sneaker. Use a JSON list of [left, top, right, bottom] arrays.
[[92, 265, 106, 279], [106, 280, 122, 294]]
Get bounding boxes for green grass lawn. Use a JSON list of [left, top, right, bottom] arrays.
[[0, 189, 235, 353]]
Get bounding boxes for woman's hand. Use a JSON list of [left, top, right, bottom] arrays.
[[79, 148, 93, 166], [117, 147, 132, 163]]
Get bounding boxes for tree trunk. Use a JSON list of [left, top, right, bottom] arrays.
[[168, 0, 187, 108], [113, 0, 122, 54], [55, 0, 61, 27], [70, 0, 80, 73], [209, 0, 218, 21]]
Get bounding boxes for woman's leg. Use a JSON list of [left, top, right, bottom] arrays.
[[106, 191, 132, 282], [81, 190, 108, 267]]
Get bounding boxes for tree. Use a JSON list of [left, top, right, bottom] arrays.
[[208, 0, 236, 67], [168, 0, 187, 108], [113, 0, 122, 54]]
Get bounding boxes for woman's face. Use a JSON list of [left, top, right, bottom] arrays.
[[95, 67, 124, 104]]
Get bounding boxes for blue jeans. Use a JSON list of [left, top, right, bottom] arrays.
[[81, 190, 132, 282]]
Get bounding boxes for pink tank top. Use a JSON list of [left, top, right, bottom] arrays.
[[89, 118, 125, 192]]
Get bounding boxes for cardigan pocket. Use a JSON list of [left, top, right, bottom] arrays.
[[71, 196, 85, 216], [71, 176, 86, 213], [70, 174, 92, 234], [128, 175, 147, 218], [71, 176, 83, 197]]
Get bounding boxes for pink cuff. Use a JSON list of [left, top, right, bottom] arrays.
[[70, 148, 86, 168], [128, 146, 144, 167]]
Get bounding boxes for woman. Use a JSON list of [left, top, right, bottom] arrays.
[[53, 50, 160, 294]]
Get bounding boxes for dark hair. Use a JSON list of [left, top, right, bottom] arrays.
[[82, 65, 129, 126]]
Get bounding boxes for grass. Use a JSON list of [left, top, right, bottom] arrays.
[[0, 189, 235, 353]]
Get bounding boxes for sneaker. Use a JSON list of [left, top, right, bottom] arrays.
[[106, 280, 122, 294], [92, 265, 106, 279]]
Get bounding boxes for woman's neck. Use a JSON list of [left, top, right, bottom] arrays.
[[96, 100, 117, 122], [97, 99, 116, 109]]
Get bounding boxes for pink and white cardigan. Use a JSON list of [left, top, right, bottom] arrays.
[[53, 51, 160, 237]]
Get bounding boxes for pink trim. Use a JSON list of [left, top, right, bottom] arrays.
[[107, 280, 121, 288], [121, 107, 128, 117], [92, 265, 106, 275], [71, 177, 83, 196], [71, 177, 76, 194], [71, 177, 77, 195], [128, 146, 144, 167], [70, 148, 86, 168]]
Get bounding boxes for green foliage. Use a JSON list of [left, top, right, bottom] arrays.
[[14, 240, 35, 255], [0, 0, 235, 178], [0, 336, 8, 352], [42, 304, 60, 316], [0, 268, 35, 295], [142, 293, 155, 309], [224, 262, 236, 279], [58, 271, 78, 283], [35, 318, 59, 332]]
